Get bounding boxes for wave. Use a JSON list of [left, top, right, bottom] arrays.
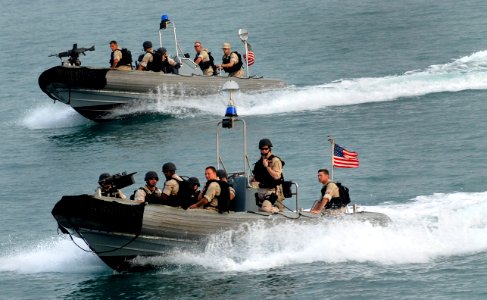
[[155, 190, 487, 271], [21, 104, 90, 129], [0, 236, 105, 274], [2, 191, 485, 274], [24, 50, 487, 128]]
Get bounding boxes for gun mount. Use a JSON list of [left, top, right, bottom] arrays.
[[49, 43, 95, 66]]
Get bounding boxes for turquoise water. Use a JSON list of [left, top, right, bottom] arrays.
[[1, 0, 487, 299]]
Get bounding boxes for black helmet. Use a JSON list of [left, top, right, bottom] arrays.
[[156, 47, 167, 55], [188, 177, 200, 187], [98, 173, 111, 184], [216, 169, 228, 179], [143, 41, 152, 49], [162, 162, 177, 173], [258, 138, 273, 149], [144, 171, 159, 181]]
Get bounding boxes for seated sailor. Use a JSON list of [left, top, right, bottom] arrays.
[[310, 169, 344, 214], [95, 172, 127, 199], [188, 166, 231, 213], [133, 171, 163, 204], [160, 162, 184, 207]]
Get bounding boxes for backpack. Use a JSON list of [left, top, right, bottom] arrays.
[[119, 48, 133, 67], [335, 182, 351, 206], [208, 52, 217, 75], [176, 177, 196, 209]]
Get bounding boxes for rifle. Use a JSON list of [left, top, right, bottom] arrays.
[[49, 43, 95, 66]]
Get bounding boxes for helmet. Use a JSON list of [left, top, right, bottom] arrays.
[[142, 41, 152, 49], [216, 169, 228, 179], [144, 171, 159, 181], [98, 173, 111, 184], [156, 47, 167, 55], [162, 162, 177, 173], [188, 177, 200, 187], [258, 138, 273, 149]]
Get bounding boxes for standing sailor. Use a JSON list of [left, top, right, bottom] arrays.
[[252, 138, 285, 211], [216, 42, 244, 78]]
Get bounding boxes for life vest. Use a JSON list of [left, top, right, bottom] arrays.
[[164, 177, 195, 209], [136, 186, 162, 204], [110, 48, 133, 67], [201, 180, 231, 213], [195, 50, 216, 73], [321, 182, 346, 209], [252, 155, 285, 189], [222, 51, 243, 73], [147, 52, 177, 73]]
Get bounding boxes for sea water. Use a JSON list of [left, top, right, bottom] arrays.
[[1, 0, 487, 299]]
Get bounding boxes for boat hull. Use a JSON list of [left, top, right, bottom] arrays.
[[52, 194, 391, 271], [38, 66, 286, 121]]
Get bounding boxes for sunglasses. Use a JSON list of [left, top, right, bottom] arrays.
[[260, 147, 270, 151]]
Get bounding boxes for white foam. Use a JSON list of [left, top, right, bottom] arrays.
[[0, 236, 105, 274], [21, 104, 89, 129], [164, 191, 487, 271]]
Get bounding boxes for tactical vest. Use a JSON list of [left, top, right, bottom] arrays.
[[222, 51, 243, 73], [110, 48, 132, 67], [321, 182, 343, 209], [138, 186, 163, 204], [195, 50, 216, 73], [252, 155, 284, 189], [202, 180, 231, 213]]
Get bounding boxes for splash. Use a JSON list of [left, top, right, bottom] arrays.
[[21, 103, 90, 129], [161, 191, 487, 271], [0, 236, 106, 274]]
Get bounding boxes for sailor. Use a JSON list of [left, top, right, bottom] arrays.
[[252, 138, 285, 212], [217, 169, 236, 211], [187, 176, 202, 206], [154, 47, 180, 74], [188, 166, 231, 213], [160, 162, 184, 207], [216, 42, 244, 78], [137, 41, 154, 71], [133, 171, 163, 204], [193, 41, 215, 76], [95, 172, 127, 199], [109, 40, 132, 70], [310, 169, 342, 214]]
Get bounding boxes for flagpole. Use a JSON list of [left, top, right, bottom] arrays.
[[238, 29, 250, 78], [244, 40, 249, 78], [327, 135, 335, 181]]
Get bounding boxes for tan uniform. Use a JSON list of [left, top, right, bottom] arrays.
[[203, 181, 221, 208], [139, 50, 153, 69], [134, 185, 162, 202], [162, 174, 183, 196], [226, 52, 244, 78], [255, 155, 285, 211], [112, 49, 132, 70], [197, 49, 214, 75], [322, 182, 340, 201]]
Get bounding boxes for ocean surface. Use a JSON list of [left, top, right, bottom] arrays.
[[1, 0, 487, 299]]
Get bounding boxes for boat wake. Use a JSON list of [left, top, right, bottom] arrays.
[[1, 191, 486, 274], [25, 50, 487, 128], [146, 190, 487, 272]]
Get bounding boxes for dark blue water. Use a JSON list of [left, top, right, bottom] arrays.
[[1, 0, 487, 299]]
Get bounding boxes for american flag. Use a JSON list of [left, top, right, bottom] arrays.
[[333, 143, 359, 168], [244, 42, 255, 66]]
